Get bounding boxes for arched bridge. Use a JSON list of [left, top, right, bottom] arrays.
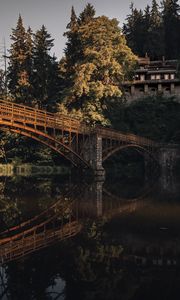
[[0, 99, 160, 176]]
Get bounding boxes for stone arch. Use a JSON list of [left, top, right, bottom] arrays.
[[102, 143, 158, 163]]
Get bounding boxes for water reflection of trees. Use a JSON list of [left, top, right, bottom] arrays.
[[0, 174, 178, 299], [0, 176, 73, 230]]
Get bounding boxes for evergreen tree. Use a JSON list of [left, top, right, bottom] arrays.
[[123, 4, 145, 56], [0, 69, 6, 97], [78, 3, 96, 25], [60, 6, 83, 108], [144, 0, 164, 59], [32, 25, 56, 107], [46, 54, 61, 111], [162, 0, 180, 58], [25, 26, 34, 102], [143, 5, 151, 55], [123, 0, 178, 59], [59, 7, 137, 124], [67, 6, 78, 29], [64, 7, 82, 68], [8, 15, 33, 103]]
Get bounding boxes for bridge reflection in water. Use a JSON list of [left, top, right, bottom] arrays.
[[0, 178, 155, 264]]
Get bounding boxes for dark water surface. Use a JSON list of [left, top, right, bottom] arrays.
[[0, 172, 180, 300]]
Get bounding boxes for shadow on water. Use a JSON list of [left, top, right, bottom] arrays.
[[0, 168, 179, 299]]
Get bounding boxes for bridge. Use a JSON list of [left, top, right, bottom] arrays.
[[0, 99, 178, 176]]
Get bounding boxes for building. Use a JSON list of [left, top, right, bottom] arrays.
[[123, 57, 180, 101]]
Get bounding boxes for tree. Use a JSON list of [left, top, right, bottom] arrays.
[[144, 0, 164, 59], [25, 27, 34, 101], [78, 3, 96, 25], [8, 15, 33, 103], [67, 6, 78, 30], [46, 54, 61, 111], [0, 69, 6, 97], [63, 7, 82, 80], [123, 0, 180, 59], [59, 6, 137, 124], [162, 0, 180, 58], [123, 4, 146, 57], [32, 25, 57, 107]]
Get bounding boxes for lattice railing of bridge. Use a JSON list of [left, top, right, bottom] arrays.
[[0, 193, 81, 264]]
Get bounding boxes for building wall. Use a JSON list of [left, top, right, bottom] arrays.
[[124, 83, 180, 102]]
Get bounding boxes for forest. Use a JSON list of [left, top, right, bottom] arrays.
[[0, 0, 180, 163]]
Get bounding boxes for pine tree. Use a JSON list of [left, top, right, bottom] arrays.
[[59, 7, 137, 124], [8, 15, 33, 103], [78, 3, 96, 25], [26, 27, 33, 79], [144, 0, 164, 59], [162, 0, 180, 58], [151, 0, 161, 25], [123, 1, 167, 59], [67, 6, 77, 30], [64, 7, 82, 66], [46, 54, 61, 111], [60, 6, 83, 106], [0, 69, 6, 97], [123, 4, 145, 56], [143, 5, 151, 55], [32, 25, 55, 107]]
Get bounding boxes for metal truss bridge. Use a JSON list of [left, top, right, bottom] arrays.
[[0, 99, 161, 176]]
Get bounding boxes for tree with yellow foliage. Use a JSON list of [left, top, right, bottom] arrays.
[[59, 4, 137, 124]]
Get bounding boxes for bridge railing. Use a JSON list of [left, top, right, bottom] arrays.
[[95, 126, 159, 147], [0, 99, 89, 134], [0, 221, 82, 263], [0, 99, 159, 147]]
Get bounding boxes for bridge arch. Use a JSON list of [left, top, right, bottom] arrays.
[[102, 143, 158, 163], [0, 123, 90, 168]]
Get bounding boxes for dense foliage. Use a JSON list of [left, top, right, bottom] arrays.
[[123, 0, 180, 59], [108, 95, 180, 143], [7, 15, 60, 108]]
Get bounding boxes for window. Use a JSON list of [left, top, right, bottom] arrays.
[[170, 74, 175, 80], [140, 74, 145, 81], [151, 74, 155, 80], [164, 74, 169, 80], [156, 74, 161, 80]]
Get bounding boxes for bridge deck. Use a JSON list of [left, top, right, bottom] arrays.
[[0, 99, 158, 149], [0, 99, 89, 134]]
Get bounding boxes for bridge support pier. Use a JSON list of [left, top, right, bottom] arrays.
[[77, 180, 104, 218], [88, 134, 105, 179], [91, 180, 104, 217], [158, 145, 180, 173]]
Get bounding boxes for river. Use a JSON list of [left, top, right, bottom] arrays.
[[0, 169, 179, 300]]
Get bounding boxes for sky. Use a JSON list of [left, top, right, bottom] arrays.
[[0, 0, 161, 63]]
